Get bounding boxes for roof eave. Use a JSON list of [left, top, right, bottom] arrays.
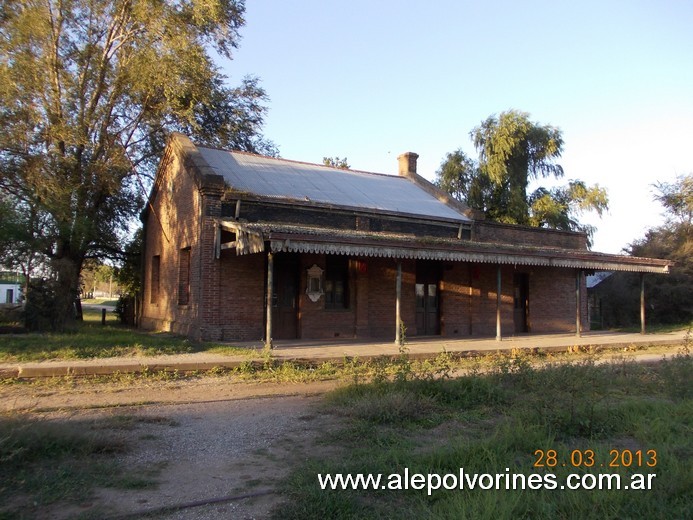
[[217, 220, 672, 274]]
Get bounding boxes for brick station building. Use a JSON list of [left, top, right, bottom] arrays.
[[140, 134, 671, 345]]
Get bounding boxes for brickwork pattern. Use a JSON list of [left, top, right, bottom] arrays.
[[298, 254, 356, 339], [475, 221, 588, 250], [217, 251, 266, 341], [141, 142, 590, 343], [141, 152, 203, 337], [440, 263, 471, 336], [528, 267, 589, 333]]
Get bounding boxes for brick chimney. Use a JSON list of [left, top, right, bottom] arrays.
[[397, 152, 419, 177]]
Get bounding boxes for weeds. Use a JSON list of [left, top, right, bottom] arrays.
[[276, 353, 693, 520], [0, 415, 124, 515], [2, 340, 683, 394], [0, 411, 174, 517], [657, 327, 692, 401]]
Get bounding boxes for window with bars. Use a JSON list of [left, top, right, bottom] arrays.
[[324, 256, 349, 309]]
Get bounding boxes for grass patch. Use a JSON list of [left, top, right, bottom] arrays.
[[80, 298, 118, 306], [0, 311, 256, 362], [611, 321, 693, 334], [0, 412, 165, 517], [276, 349, 693, 519], [1, 342, 684, 391]]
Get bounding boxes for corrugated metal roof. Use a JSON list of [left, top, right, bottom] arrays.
[[197, 147, 470, 222]]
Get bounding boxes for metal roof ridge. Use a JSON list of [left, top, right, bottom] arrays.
[[196, 144, 404, 180]]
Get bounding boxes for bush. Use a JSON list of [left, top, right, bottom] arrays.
[[594, 272, 693, 327], [23, 279, 62, 331], [114, 295, 137, 325]]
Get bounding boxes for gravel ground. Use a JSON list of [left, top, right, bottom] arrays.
[[0, 376, 343, 412], [39, 395, 334, 520]]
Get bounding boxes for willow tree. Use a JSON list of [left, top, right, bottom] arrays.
[[436, 110, 608, 242], [0, 0, 274, 329], [472, 109, 565, 225]]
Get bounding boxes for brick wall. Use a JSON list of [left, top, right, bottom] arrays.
[[141, 150, 204, 337], [293, 255, 416, 341], [467, 264, 514, 337], [438, 264, 588, 337], [440, 263, 471, 336], [197, 190, 224, 340], [298, 254, 356, 339], [216, 251, 266, 341], [365, 258, 416, 339], [474, 221, 588, 250], [200, 255, 588, 342], [354, 257, 370, 337], [530, 267, 589, 333], [228, 199, 462, 239]]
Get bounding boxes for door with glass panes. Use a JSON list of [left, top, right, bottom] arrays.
[[415, 261, 440, 335]]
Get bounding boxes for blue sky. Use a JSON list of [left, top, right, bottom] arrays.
[[221, 0, 693, 254]]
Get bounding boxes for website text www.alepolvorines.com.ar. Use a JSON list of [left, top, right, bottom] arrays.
[[318, 468, 656, 496]]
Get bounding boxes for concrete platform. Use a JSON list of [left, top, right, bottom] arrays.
[[0, 330, 687, 379]]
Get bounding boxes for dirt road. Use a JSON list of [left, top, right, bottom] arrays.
[[1, 375, 344, 413], [32, 393, 335, 520], [4, 349, 681, 519], [0, 373, 347, 519]]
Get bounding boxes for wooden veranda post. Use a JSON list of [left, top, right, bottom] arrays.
[[576, 270, 582, 338], [640, 273, 646, 335], [395, 260, 402, 345], [496, 265, 502, 341], [265, 251, 274, 349]]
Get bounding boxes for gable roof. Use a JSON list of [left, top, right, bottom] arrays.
[[148, 135, 672, 275], [195, 145, 471, 223]]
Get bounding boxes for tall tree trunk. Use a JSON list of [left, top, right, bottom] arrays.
[[52, 255, 83, 330]]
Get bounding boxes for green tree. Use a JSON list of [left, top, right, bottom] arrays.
[[435, 149, 507, 221], [0, 196, 23, 262], [528, 180, 608, 237], [472, 109, 564, 225], [629, 175, 692, 281], [323, 156, 350, 169], [436, 110, 608, 241], [653, 174, 693, 228], [113, 227, 142, 296], [435, 149, 477, 203], [80, 259, 117, 297], [596, 174, 692, 327], [0, 0, 274, 329], [0, 194, 48, 290]]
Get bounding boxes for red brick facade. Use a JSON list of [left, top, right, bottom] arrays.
[[141, 137, 597, 343], [141, 147, 203, 337], [474, 220, 588, 250], [142, 154, 589, 343]]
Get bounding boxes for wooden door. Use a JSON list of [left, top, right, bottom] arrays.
[[415, 261, 441, 336], [273, 254, 299, 339], [513, 273, 530, 333]]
